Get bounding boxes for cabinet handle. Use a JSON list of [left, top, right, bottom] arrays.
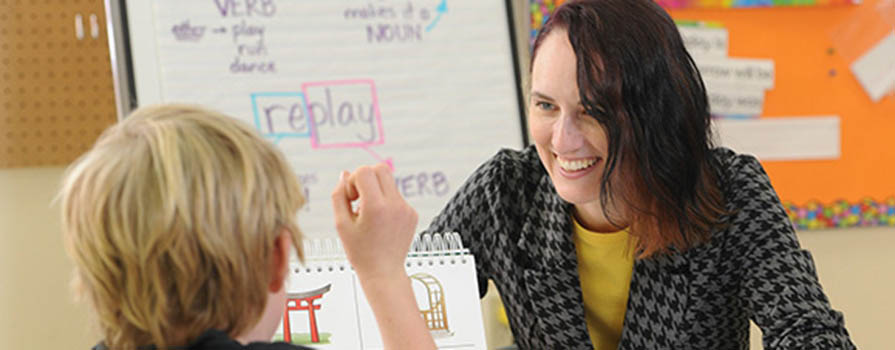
[[74, 13, 84, 40], [89, 13, 100, 39]]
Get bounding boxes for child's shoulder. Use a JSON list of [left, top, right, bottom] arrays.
[[245, 342, 315, 350], [186, 329, 316, 350]]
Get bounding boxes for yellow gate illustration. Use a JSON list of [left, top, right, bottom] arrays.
[[410, 272, 453, 337]]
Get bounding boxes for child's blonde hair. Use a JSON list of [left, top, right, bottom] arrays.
[[59, 104, 305, 349]]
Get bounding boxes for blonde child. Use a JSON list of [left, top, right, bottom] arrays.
[[59, 104, 435, 349]]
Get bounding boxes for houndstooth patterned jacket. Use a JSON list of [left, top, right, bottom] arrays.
[[425, 146, 855, 350]]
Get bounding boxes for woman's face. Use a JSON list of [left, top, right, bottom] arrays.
[[529, 30, 610, 213]]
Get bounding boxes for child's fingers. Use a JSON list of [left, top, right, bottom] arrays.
[[331, 171, 355, 226], [373, 163, 401, 199], [344, 171, 359, 202], [349, 166, 385, 209]]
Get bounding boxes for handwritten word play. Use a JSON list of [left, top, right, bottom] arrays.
[[232, 20, 265, 43]]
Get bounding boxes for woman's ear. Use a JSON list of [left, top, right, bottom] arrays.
[[268, 230, 292, 293]]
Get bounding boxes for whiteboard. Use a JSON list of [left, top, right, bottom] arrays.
[[112, 0, 526, 238]]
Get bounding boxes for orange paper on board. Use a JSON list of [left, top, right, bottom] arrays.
[[670, 0, 895, 211]]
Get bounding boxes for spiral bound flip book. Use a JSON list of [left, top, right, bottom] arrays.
[[276, 232, 488, 350]]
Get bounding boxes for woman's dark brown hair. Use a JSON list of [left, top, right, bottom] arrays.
[[532, 0, 730, 257]]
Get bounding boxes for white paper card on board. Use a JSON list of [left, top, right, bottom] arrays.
[[678, 26, 728, 58], [850, 30, 895, 102], [714, 116, 841, 161], [704, 82, 765, 116], [695, 57, 775, 90]]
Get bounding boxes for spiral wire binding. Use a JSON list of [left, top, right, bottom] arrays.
[[407, 232, 469, 267], [292, 232, 469, 274]]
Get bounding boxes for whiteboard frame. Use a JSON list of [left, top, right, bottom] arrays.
[[103, 0, 530, 145]]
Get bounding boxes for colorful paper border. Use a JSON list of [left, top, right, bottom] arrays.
[[656, 0, 857, 9], [529, 0, 565, 41], [530, 0, 857, 39], [784, 198, 895, 230]]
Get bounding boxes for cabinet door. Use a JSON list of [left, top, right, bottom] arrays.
[[0, 0, 117, 168]]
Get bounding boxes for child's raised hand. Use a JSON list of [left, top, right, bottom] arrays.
[[331, 163, 418, 281], [331, 164, 436, 350]]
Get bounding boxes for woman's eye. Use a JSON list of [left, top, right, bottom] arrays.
[[535, 101, 555, 111]]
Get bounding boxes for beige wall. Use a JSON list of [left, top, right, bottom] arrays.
[[749, 225, 895, 350], [0, 167, 96, 349]]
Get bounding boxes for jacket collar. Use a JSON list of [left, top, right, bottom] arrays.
[[513, 173, 593, 347]]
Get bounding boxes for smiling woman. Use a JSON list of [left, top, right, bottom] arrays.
[[527, 32, 613, 228], [527, 1, 727, 258], [420, 0, 857, 348]]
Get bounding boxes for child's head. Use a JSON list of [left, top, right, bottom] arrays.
[[59, 104, 305, 348]]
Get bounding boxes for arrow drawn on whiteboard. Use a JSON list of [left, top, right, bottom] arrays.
[[363, 147, 394, 171], [212, 26, 226, 34], [425, 0, 447, 32]]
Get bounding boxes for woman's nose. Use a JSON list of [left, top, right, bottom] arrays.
[[552, 113, 584, 152]]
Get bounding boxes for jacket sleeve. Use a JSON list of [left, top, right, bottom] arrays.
[[424, 149, 521, 298], [727, 155, 856, 349]]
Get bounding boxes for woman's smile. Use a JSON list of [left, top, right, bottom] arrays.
[[555, 155, 602, 179]]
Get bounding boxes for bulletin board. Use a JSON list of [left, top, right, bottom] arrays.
[[531, 0, 895, 230]]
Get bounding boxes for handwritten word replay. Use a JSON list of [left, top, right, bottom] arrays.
[[251, 80, 450, 201], [251, 79, 391, 164]]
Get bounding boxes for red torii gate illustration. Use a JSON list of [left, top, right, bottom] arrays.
[[282, 283, 332, 343]]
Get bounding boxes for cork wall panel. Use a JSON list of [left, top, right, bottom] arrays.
[[0, 0, 117, 168]]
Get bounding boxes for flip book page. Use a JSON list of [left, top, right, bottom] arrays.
[[277, 233, 487, 350]]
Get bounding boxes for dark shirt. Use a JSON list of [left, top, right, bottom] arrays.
[[93, 330, 314, 350]]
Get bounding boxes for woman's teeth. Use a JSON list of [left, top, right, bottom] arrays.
[[557, 157, 598, 171]]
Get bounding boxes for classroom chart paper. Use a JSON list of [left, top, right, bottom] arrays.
[[120, 0, 525, 239]]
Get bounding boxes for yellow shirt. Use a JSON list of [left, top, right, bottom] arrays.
[[572, 217, 635, 350]]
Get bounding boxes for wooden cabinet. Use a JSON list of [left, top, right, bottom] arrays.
[[0, 0, 117, 168]]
